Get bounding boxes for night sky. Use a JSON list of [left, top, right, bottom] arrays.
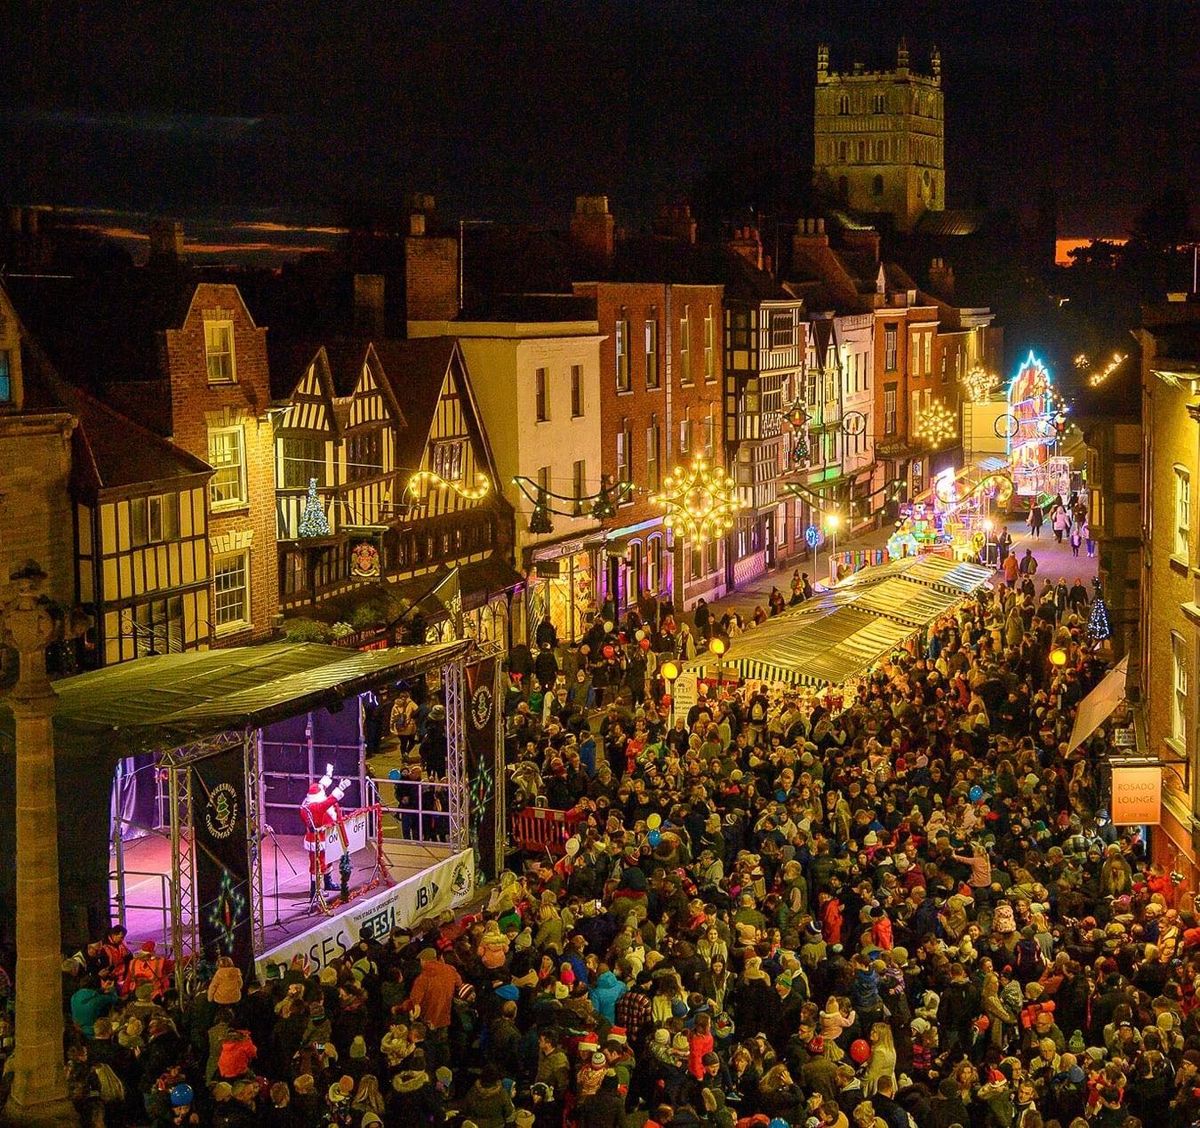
[[2, 1, 1195, 247]]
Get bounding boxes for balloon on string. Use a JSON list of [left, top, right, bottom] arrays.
[[646, 813, 662, 830], [647, 830, 662, 847], [849, 1039, 870, 1064], [602, 644, 615, 659], [564, 836, 581, 857], [635, 629, 646, 641], [969, 785, 984, 803], [639, 637, 651, 651], [603, 620, 614, 632]]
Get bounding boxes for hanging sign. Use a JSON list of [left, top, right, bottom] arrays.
[[1110, 765, 1161, 826]]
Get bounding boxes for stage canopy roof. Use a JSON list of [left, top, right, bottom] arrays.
[[0, 639, 472, 760]]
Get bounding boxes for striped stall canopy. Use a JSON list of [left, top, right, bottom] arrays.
[[900, 555, 993, 595], [686, 605, 916, 687], [830, 554, 924, 591], [828, 575, 966, 627]]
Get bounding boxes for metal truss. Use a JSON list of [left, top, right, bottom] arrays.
[[159, 729, 245, 768], [167, 762, 197, 998], [245, 733, 265, 951], [442, 656, 469, 851]]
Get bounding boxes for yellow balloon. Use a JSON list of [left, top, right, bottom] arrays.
[[646, 813, 662, 830]]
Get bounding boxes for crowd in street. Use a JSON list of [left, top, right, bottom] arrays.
[[16, 549, 1199, 1128]]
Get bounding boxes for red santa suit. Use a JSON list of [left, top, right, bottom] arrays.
[[300, 771, 350, 886]]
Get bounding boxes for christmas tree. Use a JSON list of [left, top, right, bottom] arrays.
[[1087, 596, 1111, 642], [298, 478, 331, 537]]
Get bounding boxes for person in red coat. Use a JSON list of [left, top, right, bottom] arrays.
[[299, 764, 353, 905]]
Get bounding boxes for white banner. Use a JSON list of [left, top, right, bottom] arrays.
[[255, 848, 475, 976], [671, 671, 699, 723], [320, 809, 370, 864]]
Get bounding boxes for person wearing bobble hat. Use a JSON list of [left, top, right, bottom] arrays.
[[299, 762, 354, 906]]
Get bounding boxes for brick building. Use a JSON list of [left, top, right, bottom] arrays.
[[570, 198, 728, 620]]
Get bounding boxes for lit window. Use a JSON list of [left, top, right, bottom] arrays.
[[570, 364, 584, 417], [1173, 631, 1189, 744], [884, 325, 898, 371], [281, 434, 325, 489], [615, 318, 631, 392], [432, 441, 464, 482], [645, 319, 659, 388], [646, 418, 661, 491], [131, 493, 180, 547], [884, 385, 897, 435], [535, 366, 549, 422], [646, 537, 660, 593], [208, 426, 247, 509], [573, 459, 586, 516], [1175, 466, 1191, 560], [213, 551, 250, 632], [204, 321, 236, 384], [680, 409, 692, 453], [0, 349, 11, 402], [923, 333, 932, 376], [680, 306, 692, 383], [704, 306, 715, 380]]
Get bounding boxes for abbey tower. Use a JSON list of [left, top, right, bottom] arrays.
[[814, 39, 944, 232]]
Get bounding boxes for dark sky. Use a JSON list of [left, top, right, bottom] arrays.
[[2, 1, 1196, 240]]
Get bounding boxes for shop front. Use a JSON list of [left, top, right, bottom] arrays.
[[527, 537, 597, 645]]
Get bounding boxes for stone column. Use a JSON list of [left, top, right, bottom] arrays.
[[3, 561, 78, 1126]]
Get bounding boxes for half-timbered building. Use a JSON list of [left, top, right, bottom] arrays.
[[269, 335, 519, 644]]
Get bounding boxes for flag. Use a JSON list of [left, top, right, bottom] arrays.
[[432, 567, 464, 639]]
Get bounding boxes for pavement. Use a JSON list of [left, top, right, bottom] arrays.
[[701, 508, 1097, 625]]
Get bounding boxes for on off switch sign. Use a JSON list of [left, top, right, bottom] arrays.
[[1111, 765, 1161, 826]]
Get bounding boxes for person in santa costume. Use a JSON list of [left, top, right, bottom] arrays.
[[299, 764, 353, 905]]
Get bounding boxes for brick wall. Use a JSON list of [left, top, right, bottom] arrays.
[[406, 236, 459, 321], [163, 284, 279, 643]]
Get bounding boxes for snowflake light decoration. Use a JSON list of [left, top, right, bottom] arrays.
[[960, 366, 998, 403], [652, 455, 741, 543], [913, 400, 958, 449]]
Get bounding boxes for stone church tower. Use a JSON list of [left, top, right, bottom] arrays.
[[814, 39, 944, 232]]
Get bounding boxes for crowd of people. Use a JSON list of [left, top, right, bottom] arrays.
[[18, 541, 1199, 1128]]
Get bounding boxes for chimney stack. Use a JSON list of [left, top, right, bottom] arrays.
[[927, 257, 955, 298], [404, 194, 461, 323], [726, 225, 763, 271], [793, 217, 829, 252], [353, 273, 386, 337], [148, 218, 184, 265], [841, 227, 881, 266], [570, 195, 615, 268], [654, 203, 697, 245]]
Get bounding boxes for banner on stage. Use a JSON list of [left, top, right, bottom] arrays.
[[194, 748, 254, 969], [255, 848, 475, 976], [320, 808, 369, 864]]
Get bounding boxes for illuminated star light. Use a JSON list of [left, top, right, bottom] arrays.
[[652, 455, 741, 543], [913, 400, 958, 449]]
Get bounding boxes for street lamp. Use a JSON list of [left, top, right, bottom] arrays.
[[660, 660, 679, 725], [708, 636, 726, 691], [826, 512, 841, 560]]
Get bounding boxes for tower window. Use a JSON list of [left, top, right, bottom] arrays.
[[857, 141, 866, 163], [838, 141, 848, 162], [839, 94, 849, 115], [874, 93, 885, 113], [873, 175, 884, 196]]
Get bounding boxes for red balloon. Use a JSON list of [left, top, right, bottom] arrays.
[[602, 644, 615, 659], [639, 637, 651, 651], [849, 1039, 870, 1064]]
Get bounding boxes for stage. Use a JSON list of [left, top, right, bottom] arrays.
[[111, 830, 468, 963]]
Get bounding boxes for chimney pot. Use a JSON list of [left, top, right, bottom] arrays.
[[410, 213, 426, 237]]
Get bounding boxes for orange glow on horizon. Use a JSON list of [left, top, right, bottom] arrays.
[[1055, 236, 1127, 265]]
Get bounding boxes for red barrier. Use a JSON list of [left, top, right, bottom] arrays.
[[511, 807, 578, 856]]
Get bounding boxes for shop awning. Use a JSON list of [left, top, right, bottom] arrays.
[[1067, 655, 1129, 752], [684, 604, 916, 687]]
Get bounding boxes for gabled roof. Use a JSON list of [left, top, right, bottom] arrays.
[[18, 340, 211, 492], [372, 337, 499, 485]]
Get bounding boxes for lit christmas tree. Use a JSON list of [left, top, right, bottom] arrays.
[[298, 478, 330, 537], [1087, 596, 1111, 642], [793, 431, 809, 463]]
